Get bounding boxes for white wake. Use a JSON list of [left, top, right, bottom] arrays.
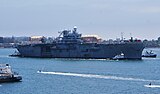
[[144, 85, 160, 88], [37, 71, 159, 82]]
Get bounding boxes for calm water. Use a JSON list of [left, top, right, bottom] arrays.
[[0, 48, 160, 94]]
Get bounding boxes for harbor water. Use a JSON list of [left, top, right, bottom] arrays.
[[0, 48, 160, 94]]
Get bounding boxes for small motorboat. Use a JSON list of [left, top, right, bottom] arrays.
[[112, 53, 125, 60], [142, 50, 157, 58], [37, 70, 43, 73], [0, 64, 22, 83]]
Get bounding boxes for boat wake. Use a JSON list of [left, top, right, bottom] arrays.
[[144, 85, 160, 88], [37, 71, 159, 82]]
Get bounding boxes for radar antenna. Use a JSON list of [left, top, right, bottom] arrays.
[[73, 26, 77, 32]]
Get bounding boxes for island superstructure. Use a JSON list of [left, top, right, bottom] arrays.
[[16, 27, 144, 59]]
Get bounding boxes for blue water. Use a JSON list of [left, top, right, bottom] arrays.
[[0, 48, 160, 94]]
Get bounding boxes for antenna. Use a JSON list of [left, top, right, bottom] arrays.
[[130, 33, 132, 38], [130, 33, 133, 42], [121, 32, 124, 40]]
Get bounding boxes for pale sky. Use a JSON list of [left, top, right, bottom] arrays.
[[0, 0, 160, 40]]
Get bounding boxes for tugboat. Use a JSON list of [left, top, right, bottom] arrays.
[[142, 50, 157, 58], [112, 53, 125, 60], [9, 50, 21, 57], [0, 64, 22, 83]]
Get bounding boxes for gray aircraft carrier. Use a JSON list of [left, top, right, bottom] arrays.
[[16, 27, 144, 60]]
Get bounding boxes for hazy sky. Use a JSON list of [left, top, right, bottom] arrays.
[[0, 0, 160, 40]]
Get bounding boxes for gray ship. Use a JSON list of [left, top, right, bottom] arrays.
[[16, 27, 144, 60]]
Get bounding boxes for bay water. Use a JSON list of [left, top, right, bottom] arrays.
[[0, 48, 160, 94]]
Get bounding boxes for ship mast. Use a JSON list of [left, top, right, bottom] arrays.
[[121, 32, 124, 41]]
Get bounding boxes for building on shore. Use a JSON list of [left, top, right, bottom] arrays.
[[82, 35, 102, 43]]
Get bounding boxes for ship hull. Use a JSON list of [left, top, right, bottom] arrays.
[[17, 42, 144, 60], [142, 55, 157, 58], [0, 76, 22, 83]]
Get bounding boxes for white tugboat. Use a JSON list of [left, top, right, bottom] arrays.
[[0, 64, 22, 83], [112, 53, 125, 60], [142, 50, 157, 58]]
